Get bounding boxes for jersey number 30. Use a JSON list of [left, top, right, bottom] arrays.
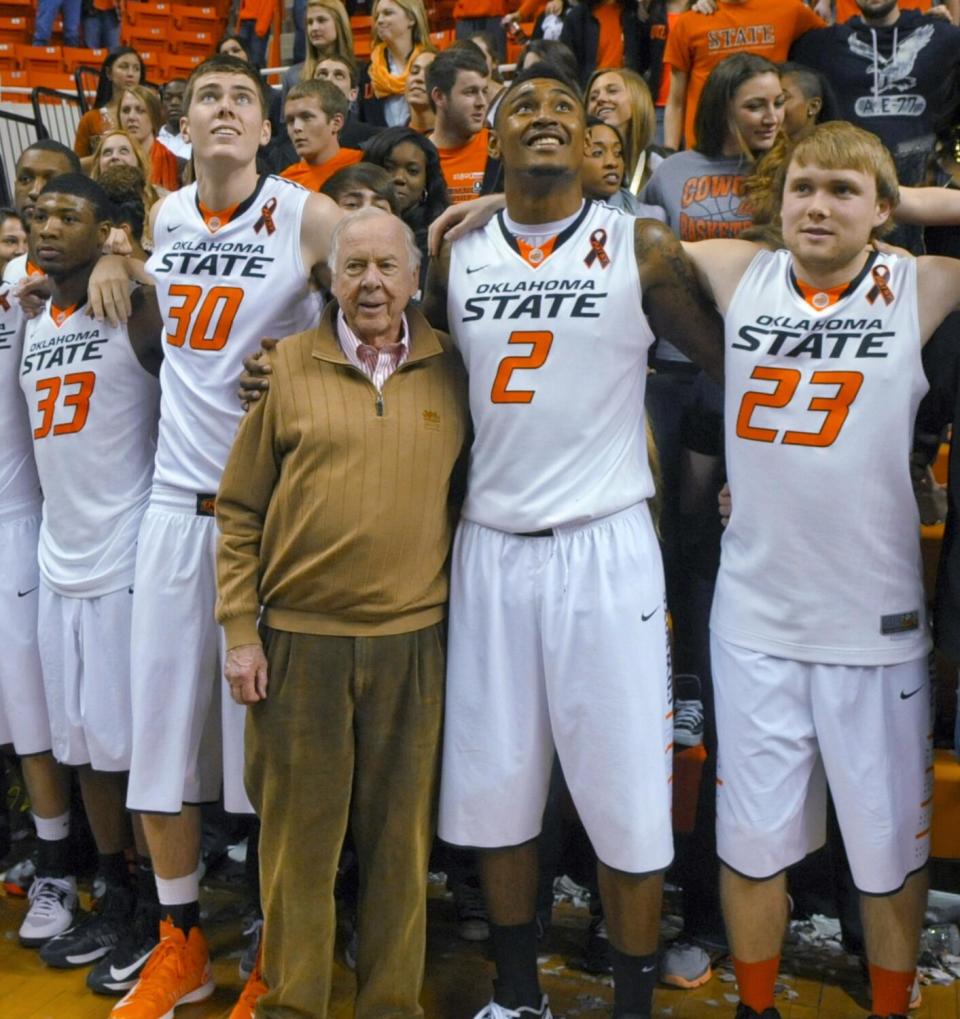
[[166, 284, 243, 351], [736, 366, 863, 447], [491, 331, 554, 404]]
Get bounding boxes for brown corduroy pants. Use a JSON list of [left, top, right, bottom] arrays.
[[245, 623, 446, 1019]]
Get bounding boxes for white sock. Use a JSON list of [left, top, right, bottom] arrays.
[[32, 810, 70, 841], [155, 868, 201, 907]]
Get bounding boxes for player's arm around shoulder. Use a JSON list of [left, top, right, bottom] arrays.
[[88, 195, 167, 326], [127, 285, 163, 377], [299, 190, 345, 292], [634, 219, 726, 382], [917, 255, 960, 346], [421, 238, 452, 334]]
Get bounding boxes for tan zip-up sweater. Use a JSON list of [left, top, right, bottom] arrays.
[[215, 302, 469, 649]]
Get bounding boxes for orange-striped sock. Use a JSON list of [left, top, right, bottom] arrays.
[[732, 954, 780, 1013], [869, 962, 914, 1016]]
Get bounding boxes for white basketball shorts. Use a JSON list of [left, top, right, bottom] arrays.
[[126, 486, 252, 815], [38, 582, 133, 770], [0, 508, 51, 755], [712, 633, 932, 894], [439, 502, 674, 875]]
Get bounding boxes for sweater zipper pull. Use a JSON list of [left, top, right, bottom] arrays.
[[376, 393, 384, 416]]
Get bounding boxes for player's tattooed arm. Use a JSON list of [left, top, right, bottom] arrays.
[[422, 239, 452, 334], [634, 219, 724, 383], [128, 286, 164, 377]]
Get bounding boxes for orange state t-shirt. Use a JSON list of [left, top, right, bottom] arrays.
[[664, 0, 823, 148], [437, 129, 490, 205], [835, 0, 930, 21], [595, 2, 625, 70], [280, 148, 363, 192]]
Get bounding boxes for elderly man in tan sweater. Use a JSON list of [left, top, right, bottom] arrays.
[[215, 207, 469, 1019]]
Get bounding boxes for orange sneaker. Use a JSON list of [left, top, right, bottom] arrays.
[[109, 919, 214, 1019], [230, 940, 267, 1019]]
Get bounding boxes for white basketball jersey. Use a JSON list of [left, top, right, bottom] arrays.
[[711, 249, 931, 665], [146, 176, 322, 494], [20, 301, 160, 597], [449, 201, 655, 532], [0, 273, 39, 517]]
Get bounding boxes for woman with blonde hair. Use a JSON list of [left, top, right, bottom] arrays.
[[115, 85, 180, 191], [358, 0, 430, 126], [586, 67, 661, 193], [281, 0, 354, 99], [89, 129, 162, 249]]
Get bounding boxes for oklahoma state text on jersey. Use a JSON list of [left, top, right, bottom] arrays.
[[448, 201, 656, 533], [712, 248, 930, 666], [145, 175, 322, 495]]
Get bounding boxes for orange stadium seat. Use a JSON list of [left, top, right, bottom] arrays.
[[170, 28, 215, 56], [0, 16, 30, 43], [428, 29, 455, 49], [0, 42, 17, 71], [62, 46, 106, 72], [159, 52, 204, 79], [125, 1, 172, 30], [0, 68, 31, 100], [15, 45, 65, 73], [25, 70, 75, 92], [136, 48, 162, 79], [125, 24, 167, 51], [172, 4, 220, 33]]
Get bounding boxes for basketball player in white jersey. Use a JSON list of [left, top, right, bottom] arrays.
[[17, 174, 164, 977], [668, 120, 960, 1019], [85, 53, 343, 1019], [0, 140, 90, 948], [422, 65, 726, 1019]]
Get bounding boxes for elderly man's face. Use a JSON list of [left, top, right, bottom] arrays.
[[331, 215, 419, 347]]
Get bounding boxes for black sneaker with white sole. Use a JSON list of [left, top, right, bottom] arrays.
[[86, 901, 160, 995], [40, 881, 135, 968]]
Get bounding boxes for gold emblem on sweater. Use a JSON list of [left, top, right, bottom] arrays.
[[422, 409, 440, 431]]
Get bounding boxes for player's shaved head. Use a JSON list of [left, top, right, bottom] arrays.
[[39, 173, 116, 224], [493, 63, 582, 131]]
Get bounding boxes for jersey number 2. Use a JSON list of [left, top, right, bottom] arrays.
[[490, 331, 554, 404], [736, 366, 863, 447], [33, 371, 96, 439], [166, 284, 243, 351]]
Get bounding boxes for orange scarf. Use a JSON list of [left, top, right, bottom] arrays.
[[368, 42, 422, 99]]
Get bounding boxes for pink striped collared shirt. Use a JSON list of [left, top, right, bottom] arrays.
[[337, 309, 410, 392]]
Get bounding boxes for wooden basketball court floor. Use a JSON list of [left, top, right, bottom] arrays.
[[3, 878, 960, 1019]]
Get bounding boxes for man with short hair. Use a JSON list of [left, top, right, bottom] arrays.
[[427, 46, 499, 203], [157, 79, 191, 161], [280, 78, 365, 191], [674, 119, 960, 1019], [85, 53, 344, 1019], [791, 0, 960, 248], [0, 138, 84, 947], [425, 64, 725, 1019], [19, 172, 164, 982], [316, 54, 382, 147], [217, 205, 469, 1019]]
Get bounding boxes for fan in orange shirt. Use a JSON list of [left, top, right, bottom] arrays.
[[426, 46, 495, 204], [663, 0, 824, 150], [280, 79, 363, 191]]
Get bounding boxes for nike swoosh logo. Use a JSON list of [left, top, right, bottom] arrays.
[[900, 687, 923, 700], [17, 585, 37, 597], [466, 265, 488, 274], [641, 607, 659, 622], [641, 965, 656, 973], [110, 947, 155, 982], [166, 224, 181, 233]]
